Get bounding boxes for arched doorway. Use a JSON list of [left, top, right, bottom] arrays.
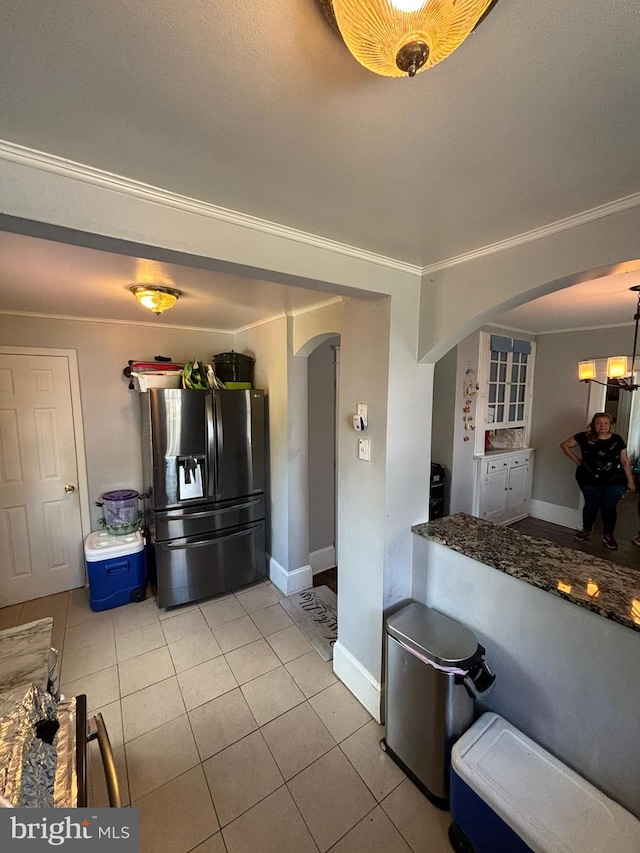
[[307, 335, 340, 593], [430, 260, 640, 566]]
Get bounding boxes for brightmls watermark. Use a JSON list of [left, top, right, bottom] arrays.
[[0, 809, 138, 850]]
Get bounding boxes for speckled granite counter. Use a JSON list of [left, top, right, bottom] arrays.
[[412, 513, 640, 633]]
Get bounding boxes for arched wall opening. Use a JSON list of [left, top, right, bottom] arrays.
[[1, 151, 430, 722], [307, 335, 340, 587], [428, 255, 640, 536], [280, 325, 342, 599]]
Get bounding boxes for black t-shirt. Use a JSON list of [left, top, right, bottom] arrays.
[[574, 432, 627, 485]]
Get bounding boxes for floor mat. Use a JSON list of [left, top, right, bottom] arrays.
[[280, 585, 337, 661]]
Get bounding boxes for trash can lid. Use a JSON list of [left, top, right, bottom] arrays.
[[386, 602, 480, 668]]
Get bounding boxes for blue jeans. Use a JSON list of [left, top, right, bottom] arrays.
[[578, 483, 627, 535]]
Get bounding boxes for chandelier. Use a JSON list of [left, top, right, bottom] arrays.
[[317, 0, 497, 78], [578, 285, 640, 392]]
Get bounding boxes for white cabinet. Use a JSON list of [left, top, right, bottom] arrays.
[[480, 465, 509, 522], [474, 450, 534, 524]]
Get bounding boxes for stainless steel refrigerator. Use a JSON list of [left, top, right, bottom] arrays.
[[140, 388, 266, 608]]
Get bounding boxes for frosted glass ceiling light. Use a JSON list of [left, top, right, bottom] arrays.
[[318, 0, 497, 78], [578, 361, 596, 382], [130, 285, 182, 316], [607, 356, 628, 379], [577, 285, 640, 392]]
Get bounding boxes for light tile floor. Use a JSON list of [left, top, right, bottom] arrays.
[[0, 581, 453, 853]]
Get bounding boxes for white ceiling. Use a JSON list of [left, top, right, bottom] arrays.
[[1, 1, 640, 332], [0, 230, 339, 331], [492, 269, 640, 334]]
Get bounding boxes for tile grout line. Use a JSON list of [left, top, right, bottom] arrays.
[[4, 584, 417, 852]]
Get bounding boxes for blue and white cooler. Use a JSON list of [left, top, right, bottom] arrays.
[[449, 713, 640, 852], [84, 530, 146, 612]]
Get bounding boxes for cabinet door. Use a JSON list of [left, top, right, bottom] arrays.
[[507, 463, 529, 519], [486, 350, 509, 427], [505, 350, 530, 427], [476, 332, 536, 455], [480, 469, 509, 521]]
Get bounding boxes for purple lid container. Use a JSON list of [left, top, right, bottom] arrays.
[[101, 489, 139, 501]]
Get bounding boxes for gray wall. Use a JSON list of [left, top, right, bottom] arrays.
[[308, 336, 338, 555], [431, 345, 457, 514], [236, 316, 288, 566], [432, 323, 616, 519], [414, 536, 640, 819], [530, 326, 636, 510], [0, 314, 234, 528], [336, 296, 390, 688]]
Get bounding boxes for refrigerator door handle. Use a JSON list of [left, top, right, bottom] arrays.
[[163, 522, 263, 550], [213, 391, 223, 500], [205, 392, 216, 500], [161, 497, 263, 521]]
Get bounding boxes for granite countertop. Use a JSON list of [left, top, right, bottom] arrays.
[[413, 514, 640, 633], [0, 617, 53, 693]]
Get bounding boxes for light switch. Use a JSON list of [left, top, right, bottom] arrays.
[[358, 438, 371, 461]]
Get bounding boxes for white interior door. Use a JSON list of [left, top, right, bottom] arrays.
[[0, 352, 86, 606]]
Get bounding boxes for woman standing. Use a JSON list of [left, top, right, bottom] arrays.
[[560, 412, 636, 550]]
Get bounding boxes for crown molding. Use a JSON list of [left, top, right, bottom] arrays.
[[289, 295, 343, 318], [0, 301, 343, 335], [421, 193, 640, 275], [0, 140, 421, 277], [533, 320, 636, 336], [232, 297, 343, 334], [5, 139, 637, 283], [233, 312, 287, 335], [0, 309, 233, 334]]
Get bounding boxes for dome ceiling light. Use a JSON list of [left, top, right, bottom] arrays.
[[130, 285, 182, 316], [317, 0, 498, 78]]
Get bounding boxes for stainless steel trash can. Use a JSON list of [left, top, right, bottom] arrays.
[[382, 602, 495, 809]]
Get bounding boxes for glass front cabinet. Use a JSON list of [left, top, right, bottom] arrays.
[[473, 332, 536, 524], [474, 332, 536, 456]]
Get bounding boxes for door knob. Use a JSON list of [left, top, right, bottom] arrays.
[[64, 484, 76, 493]]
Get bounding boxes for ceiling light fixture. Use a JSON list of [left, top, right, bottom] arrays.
[[130, 285, 182, 316], [578, 285, 640, 392], [317, 0, 497, 78]]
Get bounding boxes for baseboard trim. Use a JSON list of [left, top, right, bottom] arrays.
[[529, 499, 581, 530], [310, 545, 336, 575], [332, 640, 382, 723], [268, 555, 313, 596]]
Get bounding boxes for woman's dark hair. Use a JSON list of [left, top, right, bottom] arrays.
[[586, 412, 613, 443]]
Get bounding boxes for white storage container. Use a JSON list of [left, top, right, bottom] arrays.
[[132, 371, 182, 392], [450, 713, 640, 853]]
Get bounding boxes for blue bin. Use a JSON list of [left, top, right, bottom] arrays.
[[449, 713, 640, 853], [85, 530, 146, 611]]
